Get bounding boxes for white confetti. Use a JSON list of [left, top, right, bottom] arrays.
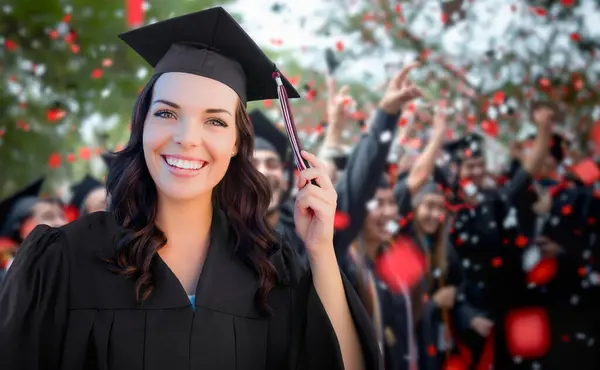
[[532, 361, 541, 370], [385, 220, 399, 235], [528, 282, 537, 289], [523, 246, 542, 272], [570, 295, 579, 305], [56, 22, 69, 35], [3, 5, 13, 13], [589, 272, 599, 285], [576, 333, 586, 340], [583, 250, 592, 260], [463, 259, 471, 269], [380, 130, 392, 144], [588, 338, 595, 347], [550, 216, 560, 226], [459, 233, 469, 241], [462, 181, 477, 197], [476, 193, 485, 203], [503, 208, 517, 229], [456, 293, 465, 302], [100, 88, 111, 99], [489, 221, 497, 229], [473, 264, 481, 271], [433, 268, 441, 278], [471, 235, 479, 245], [477, 281, 485, 288], [366, 199, 378, 211], [513, 356, 523, 364], [142, 1, 152, 11], [136, 67, 149, 80]]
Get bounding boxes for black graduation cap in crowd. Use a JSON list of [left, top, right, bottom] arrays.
[[100, 152, 116, 169], [331, 155, 349, 171], [119, 7, 299, 105], [249, 110, 289, 162], [70, 175, 103, 211], [443, 133, 485, 162], [0, 178, 44, 238]]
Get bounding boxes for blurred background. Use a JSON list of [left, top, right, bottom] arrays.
[[1, 0, 599, 198]]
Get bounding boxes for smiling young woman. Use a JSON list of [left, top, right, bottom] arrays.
[[0, 7, 379, 370]]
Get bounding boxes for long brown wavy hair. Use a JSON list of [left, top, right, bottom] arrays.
[[105, 74, 279, 315]]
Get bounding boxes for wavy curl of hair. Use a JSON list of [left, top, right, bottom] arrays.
[[105, 74, 279, 315]]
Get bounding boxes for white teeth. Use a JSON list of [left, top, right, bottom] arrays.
[[164, 156, 205, 170]]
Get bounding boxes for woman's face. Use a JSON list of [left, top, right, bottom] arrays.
[[143, 73, 238, 202], [253, 149, 286, 210], [415, 193, 446, 235], [363, 188, 399, 245], [85, 187, 108, 213], [20, 200, 68, 241]]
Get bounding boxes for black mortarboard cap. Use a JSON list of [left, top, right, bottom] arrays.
[[119, 7, 300, 104], [249, 110, 289, 162], [443, 133, 485, 162], [70, 175, 103, 211], [0, 178, 44, 238], [101, 152, 116, 169], [331, 155, 349, 171]]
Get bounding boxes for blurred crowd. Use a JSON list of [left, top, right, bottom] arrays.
[[1, 67, 599, 370]]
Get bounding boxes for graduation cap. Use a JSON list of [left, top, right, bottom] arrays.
[[100, 152, 116, 169], [331, 155, 348, 171], [249, 110, 289, 162], [443, 133, 485, 162], [118, 7, 299, 105], [70, 175, 103, 212], [0, 178, 44, 238]]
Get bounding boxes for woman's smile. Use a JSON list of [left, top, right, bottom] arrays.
[[161, 154, 209, 178]]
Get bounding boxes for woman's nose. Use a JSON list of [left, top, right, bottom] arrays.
[[174, 118, 203, 148]]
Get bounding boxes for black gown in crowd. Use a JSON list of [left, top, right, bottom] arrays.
[[0, 207, 380, 370]]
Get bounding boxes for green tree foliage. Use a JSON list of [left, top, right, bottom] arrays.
[[0, 0, 231, 197]]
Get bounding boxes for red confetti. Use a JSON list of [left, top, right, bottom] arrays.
[[588, 217, 596, 226], [48, 153, 61, 169], [561, 335, 570, 342], [505, 307, 551, 359], [560, 0, 575, 6], [539, 78, 551, 89], [17, 120, 30, 131], [333, 211, 350, 230], [4, 40, 17, 51], [63, 205, 79, 223], [47, 108, 66, 122], [63, 14, 72, 23], [570, 33, 582, 42], [531, 7, 547, 16], [510, 4, 517, 12], [444, 355, 469, 370], [492, 91, 505, 105], [70, 44, 80, 54], [515, 235, 528, 248], [561, 204, 572, 216], [578, 266, 587, 276], [91, 68, 103, 79], [79, 147, 92, 160], [263, 100, 272, 108], [126, 0, 144, 28], [427, 344, 437, 357], [66, 153, 76, 163], [102, 58, 113, 68], [441, 13, 448, 24], [49, 30, 59, 39], [481, 120, 499, 137], [527, 258, 558, 285], [335, 41, 344, 52], [491, 257, 502, 268], [375, 236, 426, 293]]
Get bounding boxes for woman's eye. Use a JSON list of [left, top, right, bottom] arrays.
[[154, 110, 176, 119], [208, 118, 228, 127]]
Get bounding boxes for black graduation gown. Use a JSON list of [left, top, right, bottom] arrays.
[[0, 209, 380, 370], [493, 186, 600, 370]]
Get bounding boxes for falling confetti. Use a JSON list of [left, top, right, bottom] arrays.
[[505, 307, 551, 359]]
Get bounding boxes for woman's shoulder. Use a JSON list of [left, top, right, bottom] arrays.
[[59, 211, 121, 259]]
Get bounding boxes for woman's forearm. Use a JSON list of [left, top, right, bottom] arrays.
[[310, 246, 365, 370]]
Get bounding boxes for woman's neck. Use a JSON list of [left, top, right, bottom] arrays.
[[156, 192, 214, 253], [361, 236, 381, 262]]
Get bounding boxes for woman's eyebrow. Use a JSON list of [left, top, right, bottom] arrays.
[[152, 99, 180, 109], [205, 108, 232, 117]]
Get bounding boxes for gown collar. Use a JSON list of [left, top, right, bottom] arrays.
[[143, 206, 264, 318]]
